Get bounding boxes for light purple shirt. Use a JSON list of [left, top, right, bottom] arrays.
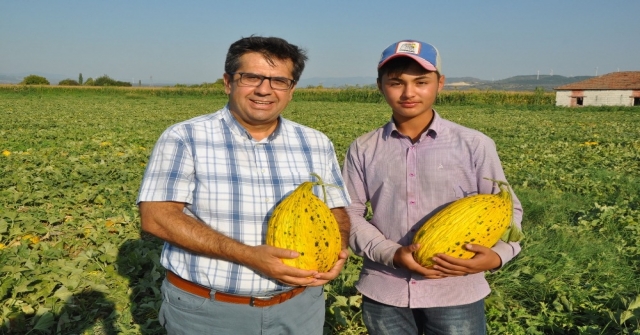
[[343, 111, 523, 308]]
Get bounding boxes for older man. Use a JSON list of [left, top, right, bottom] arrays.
[[138, 36, 350, 335]]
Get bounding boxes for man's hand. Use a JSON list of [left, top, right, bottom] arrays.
[[140, 201, 321, 286], [309, 249, 350, 286], [246, 245, 320, 287], [430, 244, 502, 276], [393, 244, 447, 279]]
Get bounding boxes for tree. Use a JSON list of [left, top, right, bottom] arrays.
[[84, 78, 95, 86], [58, 79, 80, 86], [79, 73, 83, 85], [21, 75, 50, 85], [213, 78, 225, 87], [93, 75, 132, 87]]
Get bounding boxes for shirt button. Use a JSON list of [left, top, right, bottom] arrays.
[[409, 173, 415, 177], [409, 201, 415, 205]]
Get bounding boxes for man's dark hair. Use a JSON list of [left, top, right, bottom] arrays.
[[225, 36, 308, 82], [377, 57, 440, 81]]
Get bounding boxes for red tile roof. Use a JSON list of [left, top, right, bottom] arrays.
[[555, 71, 640, 90]]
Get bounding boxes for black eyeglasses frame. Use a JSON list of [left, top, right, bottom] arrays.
[[227, 72, 296, 91]]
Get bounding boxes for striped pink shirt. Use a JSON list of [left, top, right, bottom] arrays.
[[343, 111, 523, 308]]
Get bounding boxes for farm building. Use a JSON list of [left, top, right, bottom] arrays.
[[554, 71, 640, 107]]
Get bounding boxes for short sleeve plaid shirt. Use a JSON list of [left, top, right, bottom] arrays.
[[137, 105, 350, 295]]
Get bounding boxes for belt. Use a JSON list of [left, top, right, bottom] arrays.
[[166, 271, 306, 308]]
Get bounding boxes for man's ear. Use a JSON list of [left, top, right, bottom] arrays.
[[437, 74, 446, 93], [288, 84, 296, 100], [223, 73, 232, 94]]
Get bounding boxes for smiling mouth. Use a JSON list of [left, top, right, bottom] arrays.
[[252, 100, 273, 105]]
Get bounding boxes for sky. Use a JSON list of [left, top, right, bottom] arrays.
[[2, 0, 639, 85]]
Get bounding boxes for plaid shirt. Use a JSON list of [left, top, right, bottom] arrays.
[[137, 105, 350, 295]]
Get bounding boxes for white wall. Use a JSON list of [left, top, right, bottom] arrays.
[[555, 91, 572, 106], [556, 90, 635, 107]]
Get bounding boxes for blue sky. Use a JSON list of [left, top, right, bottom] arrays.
[[1, 0, 639, 85]]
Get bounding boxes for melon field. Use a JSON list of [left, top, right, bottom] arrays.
[[1, 86, 639, 334]]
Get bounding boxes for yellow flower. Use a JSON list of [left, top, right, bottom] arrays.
[[21, 234, 40, 244], [0, 243, 6, 250], [2, 150, 10, 157], [583, 141, 598, 146]]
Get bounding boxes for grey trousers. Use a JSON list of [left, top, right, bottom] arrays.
[[159, 278, 325, 335]]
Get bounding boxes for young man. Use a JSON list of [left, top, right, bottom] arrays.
[[137, 36, 350, 334], [343, 40, 523, 334]]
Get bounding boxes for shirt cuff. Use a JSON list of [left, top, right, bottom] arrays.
[[374, 240, 403, 269], [491, 240, 521, 270]]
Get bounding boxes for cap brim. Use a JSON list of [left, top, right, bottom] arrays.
[[378, 53, 438, 72]]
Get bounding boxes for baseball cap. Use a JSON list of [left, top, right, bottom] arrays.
[[378, 40, 441, 73]]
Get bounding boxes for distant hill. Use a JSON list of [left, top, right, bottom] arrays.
[[1, 72, 594, 91], [445, 75, 594, 92], [297, 76, 377, 88], [298, 74, 594, 91], [0, 74, 25, 84]]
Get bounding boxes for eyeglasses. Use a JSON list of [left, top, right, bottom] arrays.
[[228, 72, 296, 91]]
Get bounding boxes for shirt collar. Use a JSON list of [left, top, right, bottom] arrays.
[[221, 104, 283, 142], [383, 110, 441, 141]]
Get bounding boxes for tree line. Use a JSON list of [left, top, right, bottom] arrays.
[[21, 73, 132, 87]]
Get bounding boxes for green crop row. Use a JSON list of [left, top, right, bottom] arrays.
[[0, 89, 639, 334], [0, 85, 555, 105]]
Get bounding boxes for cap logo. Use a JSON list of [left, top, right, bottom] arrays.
[[396, 41, 421, 55]]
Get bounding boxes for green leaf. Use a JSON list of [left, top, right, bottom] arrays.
[[500, 223, 524, 243], [13, 279, 36, 295], [61, 274, 82, 290], [30, 312, 54, 331], [628, 295, 640, 311], [332, 295, 348, 307], [532, 273, 546, 283], [348, 295, 361, 307], [91, 284, 110, 293], [53, 286, 73, 301], [0, 218, 7, 233], [620, 310, 634, 324]]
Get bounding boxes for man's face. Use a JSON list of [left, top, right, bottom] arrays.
[[224, 52, 296, 137], [378, 62, 445, 123]]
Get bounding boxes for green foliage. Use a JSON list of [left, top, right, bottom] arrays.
[[78, 73, 83, 85], [20, 75, 50, 85], [57, 79, 80, 86], [175, 78, 226, 89], [92, 75, 132, 87], [0, 89, 638, 334], [0, 85, 556, 106]]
